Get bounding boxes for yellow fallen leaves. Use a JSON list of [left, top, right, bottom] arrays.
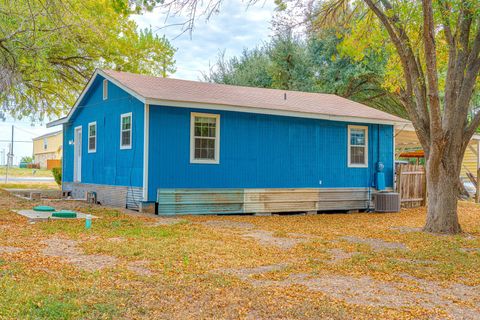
[[0, 187, 479, 319]]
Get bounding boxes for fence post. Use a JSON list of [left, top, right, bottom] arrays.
[[397, 165, 402, 202], [476, 167, 480, 203], [422, 166, 427, 207]]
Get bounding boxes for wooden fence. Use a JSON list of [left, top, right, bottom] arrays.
[[46, 159, 61, 170], [396, 164, 426, 208]]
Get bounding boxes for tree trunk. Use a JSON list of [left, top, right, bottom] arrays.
[[423, 158, 462, 234]]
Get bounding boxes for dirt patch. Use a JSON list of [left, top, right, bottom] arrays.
[[127, 260, 154, 276], [151, 217, 187, 226], [223, 265, 480, 319], [390, 226, 423, 234], [460, 248, 480, 254], [242, 230, 310, 250], [41, 238, 117, 272], [326, 248, 359, 264], [0, 246, 24, 254], [341, 236, 408, 251], [201, 220, 255, 230], [106, 237, 126, 243], [396, 258, 439, 265], [221, 263, 288, 281]]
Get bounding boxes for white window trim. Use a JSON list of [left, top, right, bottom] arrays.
[[87, 121, 97, 153], [348, 125, 368, 168], [103, 79, 108, 100], [120, 112, 132, 150], [190, 112, 220, 164], [43, 138, 48, 150]]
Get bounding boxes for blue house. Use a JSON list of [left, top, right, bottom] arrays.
[[48, 69, 405, 214]]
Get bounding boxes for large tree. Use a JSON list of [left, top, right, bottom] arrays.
[[167, 0, 480, 233], [317, 0, 480, 234], [0, 0, 176, 120]]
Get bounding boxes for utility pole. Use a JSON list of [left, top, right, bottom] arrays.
[[5, 125, 13, 183]]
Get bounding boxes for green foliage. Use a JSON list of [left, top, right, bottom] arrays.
[[205, 27, 406, 117], [51, 167, 62, 186], [267, 30, 315, 92], [307, 29, 406, 117], [0, 0, 176, 120], [204, 49, 273, 88], [20, 156, 33, 164]]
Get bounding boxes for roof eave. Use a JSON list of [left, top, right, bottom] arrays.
[[145, 98, 406, 126], [47, 69, 147, 127], [47, 118, 67, 128]]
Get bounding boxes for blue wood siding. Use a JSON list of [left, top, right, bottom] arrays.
[[63, 76, 144, 187], [147, 105, 394, 201]]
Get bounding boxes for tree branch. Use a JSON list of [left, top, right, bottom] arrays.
[[422, 0, 442, 136]]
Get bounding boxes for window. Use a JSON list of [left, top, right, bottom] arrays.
[[348, 125, 368, 167], [120, 113, 132, 149], [190, 113, 220, 164], [103, 79, 108, 100], [88, 122, 96, 153], [43, 138, 48, 150]]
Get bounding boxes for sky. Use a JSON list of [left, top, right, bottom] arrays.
[[0, 0, 276, 165]]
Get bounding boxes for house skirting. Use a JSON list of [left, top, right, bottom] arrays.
[[63, 182, 143, 210], [157, 188, 376, 215]]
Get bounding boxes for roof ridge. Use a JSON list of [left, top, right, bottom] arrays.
[[101, 69, 343, 98]]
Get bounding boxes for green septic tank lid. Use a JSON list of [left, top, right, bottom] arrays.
[[33, 205, 56, 212], [52, 210, 77, 218]]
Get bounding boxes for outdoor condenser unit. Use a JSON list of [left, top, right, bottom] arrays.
[[374, 192, 400, 212]]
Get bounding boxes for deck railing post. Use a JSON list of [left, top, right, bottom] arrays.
[[476, 167, 480, 203]]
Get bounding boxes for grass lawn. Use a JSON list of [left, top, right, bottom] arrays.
[[0, 189, 479, 319], [0, 182, 60, 190], [0, 166, 53, 177]]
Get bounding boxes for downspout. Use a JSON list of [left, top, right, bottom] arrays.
[[143, 103, 150, 201]]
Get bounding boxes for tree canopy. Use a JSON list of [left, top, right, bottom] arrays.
[[0, 0, 176, 120], [205, 27, 406, 117]]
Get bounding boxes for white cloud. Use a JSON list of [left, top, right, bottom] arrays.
[[132, 0, 276, 80]]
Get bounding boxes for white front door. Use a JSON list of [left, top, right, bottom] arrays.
[[74, 126, 82, 182]]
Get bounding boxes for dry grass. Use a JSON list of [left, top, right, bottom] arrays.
[[0, 182, 60, 190], [0, 167, 53, 177], [0, 189, 479, 319]]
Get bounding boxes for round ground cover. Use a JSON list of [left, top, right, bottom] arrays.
[[52, 210, 77, 218], [33, 205, 56, 212]]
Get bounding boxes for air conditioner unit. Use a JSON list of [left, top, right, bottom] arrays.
[[374, 192, 400, 212]]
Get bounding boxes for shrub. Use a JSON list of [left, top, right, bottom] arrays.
[[52, 167, 62, 186]]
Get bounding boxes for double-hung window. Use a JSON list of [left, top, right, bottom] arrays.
[[348, 125, 368, 167], [120, 113, 132, 149], [88, 122, 96, 153], [190, 112, 220, 164]]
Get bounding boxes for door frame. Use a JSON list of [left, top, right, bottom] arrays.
[[74, 125, 82, 182]]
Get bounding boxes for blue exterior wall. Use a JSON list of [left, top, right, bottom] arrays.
[[147, 105, 394, 201], [63, 76, 144, 187]]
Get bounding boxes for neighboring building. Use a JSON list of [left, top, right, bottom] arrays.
[[395, 124, 480, 180], [33, 130, 63, 169], [48, 69, 406, 212]]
